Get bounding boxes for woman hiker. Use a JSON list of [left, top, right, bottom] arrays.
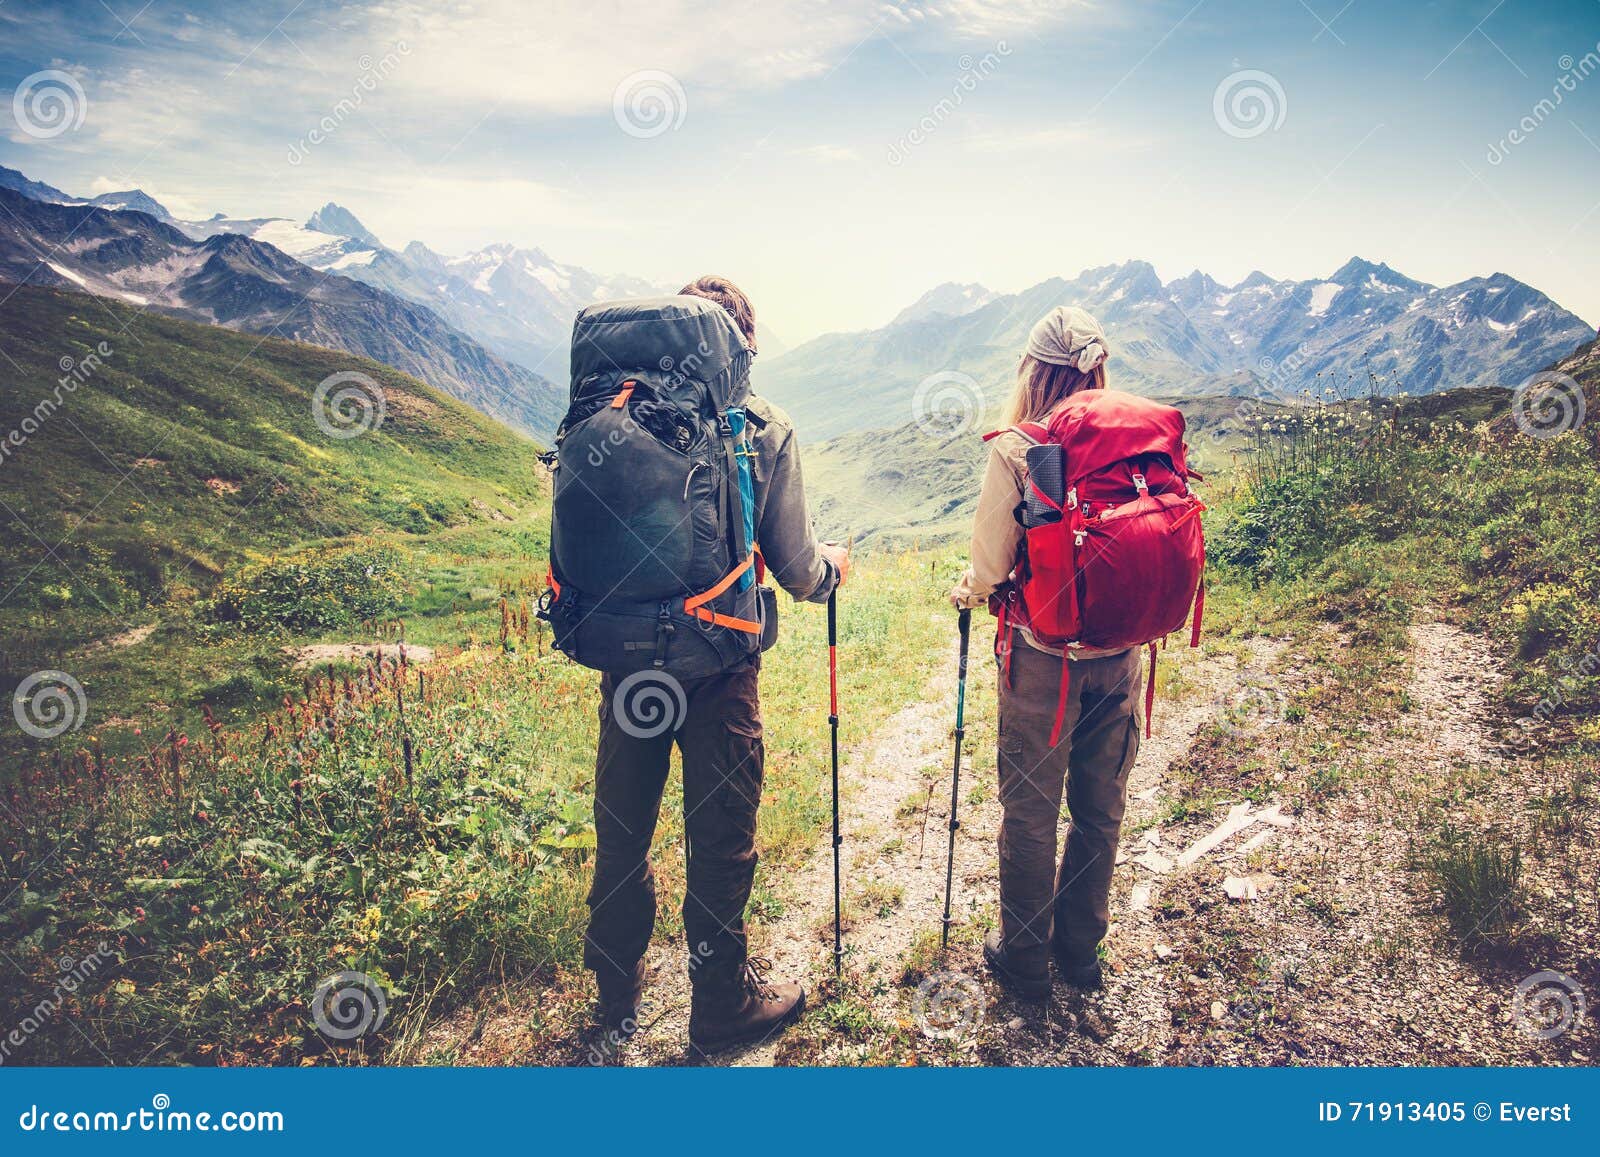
[[948, 306, 1144, 998]]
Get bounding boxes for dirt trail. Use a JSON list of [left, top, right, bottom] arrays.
[[429, 614, 1592, 1065], [930, 617, 1591, 1068], [609, 618, 967, 1065], [695, 626, 1267, 1066]]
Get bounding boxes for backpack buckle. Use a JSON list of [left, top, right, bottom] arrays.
[[652, 602, 675, 668], [1132, 472, 1148, 492], [1066, 486, 1078, 509]]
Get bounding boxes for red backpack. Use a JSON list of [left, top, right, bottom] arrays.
[[987, 389, 1206, 745]]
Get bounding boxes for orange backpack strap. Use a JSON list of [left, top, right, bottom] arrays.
[[683, 554, 762, 634]]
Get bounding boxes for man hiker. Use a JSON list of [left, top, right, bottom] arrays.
[[543, 276, 849, 1055]]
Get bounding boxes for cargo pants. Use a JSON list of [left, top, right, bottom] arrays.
[[996, 641, 1143, 968], [584, 656, 763, 991]]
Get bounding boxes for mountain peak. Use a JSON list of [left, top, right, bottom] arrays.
[[0, 164, 75, 204], [890, 281, 998, 327], [305, 203, 380, 247], [86, 189, 172, 222]]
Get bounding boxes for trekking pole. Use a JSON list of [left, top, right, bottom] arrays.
[[940, 608, 972, 950], [828, 587, 844, 980]]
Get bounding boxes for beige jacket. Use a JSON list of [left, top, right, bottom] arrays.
[[950, 429, 1126, 659]]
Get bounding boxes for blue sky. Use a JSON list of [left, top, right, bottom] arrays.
[[2, 0, 1598, 342]]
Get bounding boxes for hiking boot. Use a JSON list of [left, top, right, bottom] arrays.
[[688, 956, 805, 1055], [983, 931, 1051, 1000], [594, 960, 646, 1034], [1051, 941, 1103, 990]]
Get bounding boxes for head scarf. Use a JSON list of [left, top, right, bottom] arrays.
[[1025, 306, 1110, 373]]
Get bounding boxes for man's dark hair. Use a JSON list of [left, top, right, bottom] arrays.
[[679, 275, 757, 353]]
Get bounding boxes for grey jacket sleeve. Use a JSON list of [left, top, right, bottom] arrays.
[[755, 419, 836, 604]]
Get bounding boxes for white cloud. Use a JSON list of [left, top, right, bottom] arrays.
[[791, 144, 861, 162]]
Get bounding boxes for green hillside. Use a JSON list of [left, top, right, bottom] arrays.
[[803, 392, 1293, 547], [0, 285, 551, 765]]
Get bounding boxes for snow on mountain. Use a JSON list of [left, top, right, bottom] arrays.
[[890, 281, 1000, 326], [761, 257, 1595, 440]]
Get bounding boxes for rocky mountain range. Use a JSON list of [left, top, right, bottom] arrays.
[[761, 259, 1594, 440], [0, 176, 563, 438], [3, 163, 1588, 449]]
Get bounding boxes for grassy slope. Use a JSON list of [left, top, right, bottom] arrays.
[[0, 548, 954, 1064], [803, 392, 1278, 547], [0, 285, 549, 764]]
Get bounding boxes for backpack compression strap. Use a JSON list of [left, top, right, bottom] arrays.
[[684, 554, 762, 633]]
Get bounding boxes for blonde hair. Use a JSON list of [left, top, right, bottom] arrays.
[[1003, 354, 1106, 426]]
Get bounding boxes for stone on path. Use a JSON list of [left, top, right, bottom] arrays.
[[1133, 850, 1174, 875]]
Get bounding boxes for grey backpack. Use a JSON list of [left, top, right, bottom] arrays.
[[540, 296, 774, 679]]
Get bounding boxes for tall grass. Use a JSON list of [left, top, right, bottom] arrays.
[[1213, 384, 1600, 728], [0, 549, 956, 1064]]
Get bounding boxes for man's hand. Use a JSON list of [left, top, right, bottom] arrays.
[[820, 541, 852, 587]]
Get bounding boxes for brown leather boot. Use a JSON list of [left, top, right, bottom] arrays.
[[983, 931, 1052, 1000], [688, 956, 805, 1055], [594, 960, 646, 1035]]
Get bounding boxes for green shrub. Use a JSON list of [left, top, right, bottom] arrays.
[[209, 540, 408, 632], [1416, 823, 1524, 950]]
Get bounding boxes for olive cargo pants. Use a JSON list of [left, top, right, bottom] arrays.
[[996, 642, 1143, 967], [584, 657, 763, 989]]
